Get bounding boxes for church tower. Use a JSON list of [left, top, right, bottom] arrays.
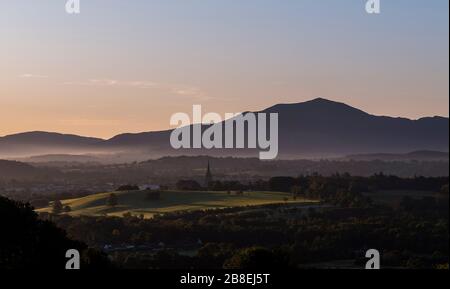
[[205, 160, 213, 188]]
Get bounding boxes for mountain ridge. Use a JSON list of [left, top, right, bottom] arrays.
[[1, 98, 448, 159]]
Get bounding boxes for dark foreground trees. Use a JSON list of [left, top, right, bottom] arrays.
[[0, 195, 110, 269], [223, 247, 290, 269]]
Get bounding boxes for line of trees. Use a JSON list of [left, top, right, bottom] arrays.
[[176, 174, 448, 194], [0, 195, 111, 269]]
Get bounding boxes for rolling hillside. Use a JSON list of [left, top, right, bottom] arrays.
[[0, 131, 103, 158], [37, 190, 318, 218], [0, 160, 59, 180]]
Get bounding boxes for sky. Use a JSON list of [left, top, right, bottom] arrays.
[[0, 0, 448, 139]]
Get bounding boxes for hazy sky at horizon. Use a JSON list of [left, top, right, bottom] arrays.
[[0, 0, 448, 138]]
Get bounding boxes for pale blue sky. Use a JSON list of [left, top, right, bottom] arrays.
[[0, 0, 448, 137]]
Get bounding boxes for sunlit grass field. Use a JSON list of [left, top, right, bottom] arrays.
[[38, 190, 318, 218]]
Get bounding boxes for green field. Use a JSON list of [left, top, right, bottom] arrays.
[[38, 190, 318, 218]]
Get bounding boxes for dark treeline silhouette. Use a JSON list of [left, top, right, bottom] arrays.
[[175, 174, 448, 193], [116, 184, 139, 191], [0, 195, 111, 269], [206, 174, 448, 194], [200, 174, 448, 208], [176, 180, 202, 191]]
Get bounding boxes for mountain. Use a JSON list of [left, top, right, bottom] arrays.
[[0, 98, 448, 159], [18, 154, 101, 164], [0, 131, 102, 145], [101, 98, 449, 158], [261, 98, 449, 157], [0, 131, 103, 158], [103, 130, 172, 149]]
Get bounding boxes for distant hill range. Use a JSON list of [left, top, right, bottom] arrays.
[[0, 160, 59, 180], [0, 131, 103, 157], [1, 98, 448, 160], [345, 151, 449, 162], [17, 154, 101, 164]]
